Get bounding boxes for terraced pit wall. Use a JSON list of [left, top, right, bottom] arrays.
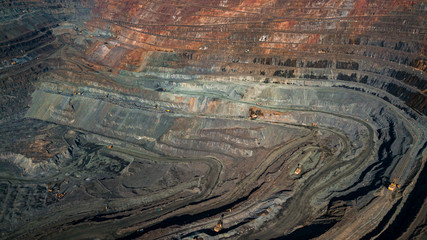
[[0, 1, 426, 240]]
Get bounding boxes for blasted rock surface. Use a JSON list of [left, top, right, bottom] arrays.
[[0, 0, 426, 240]]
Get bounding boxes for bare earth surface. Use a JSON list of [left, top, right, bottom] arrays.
[[0, 0, 426, 239]]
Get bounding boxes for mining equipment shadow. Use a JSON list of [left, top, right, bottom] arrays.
[[117, 186, 261, 240], [363, 157, 427, 240], [181, 216, 256, 238]]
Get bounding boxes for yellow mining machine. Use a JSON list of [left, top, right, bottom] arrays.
[[213, 219, 223, 232], [388, 178, 400, 192], [294, 164, 302, 175], [248, 108, 262, 120]]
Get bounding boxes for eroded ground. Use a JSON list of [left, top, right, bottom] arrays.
[[0, 0, 426, 239]]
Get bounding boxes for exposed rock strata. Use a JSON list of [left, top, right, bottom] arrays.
[[0, 1, 426, 240]]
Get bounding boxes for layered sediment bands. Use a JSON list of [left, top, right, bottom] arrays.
[[85, 0, 427, 114], [0, 0, 426, 240]]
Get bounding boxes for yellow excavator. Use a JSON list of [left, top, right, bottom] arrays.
[[388, 178, 400, 192]]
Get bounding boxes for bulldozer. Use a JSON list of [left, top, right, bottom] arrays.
[[388, 178, 400, 192]]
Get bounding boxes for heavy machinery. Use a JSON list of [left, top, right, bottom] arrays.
[[156, 87, 167, 92], [294, 164, 302, 175], [214, 219, 223, 232], [388, 178, 400, 191], [56, 192, 66, 200], [248, 108, 262, 120]]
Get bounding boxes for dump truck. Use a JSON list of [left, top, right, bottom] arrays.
[[214, 219, 223, 232], [294, 164, 302, 175]]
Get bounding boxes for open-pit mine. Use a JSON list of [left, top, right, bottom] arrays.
[[0, 0, 426, 239]]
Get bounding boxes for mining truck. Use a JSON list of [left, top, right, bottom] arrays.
[[294, 164, 302, 175], [214, 219, 223, 232], [388, 178, 400, 191]]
